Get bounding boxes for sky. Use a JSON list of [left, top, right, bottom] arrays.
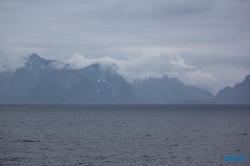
[[0, 0, 250, 94]]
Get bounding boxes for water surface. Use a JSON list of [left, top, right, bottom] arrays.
[[0, 105, 249, 165]]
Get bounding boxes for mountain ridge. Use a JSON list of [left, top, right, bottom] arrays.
[[132, 76, 214, 104], [215, 75, 250, 104], [0, 54, 141, 104], [0, 53, 249, 104]]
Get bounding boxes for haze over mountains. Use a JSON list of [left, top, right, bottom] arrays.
[[0, 53, 249, 104], [133, 76, 214, 104]]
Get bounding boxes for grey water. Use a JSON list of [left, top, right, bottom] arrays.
[[0, 105, 249, 166]]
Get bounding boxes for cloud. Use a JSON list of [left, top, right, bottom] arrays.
[[0, 0, 250, 94], [0, 54, 26, 73], [67, 53, 218, 92], [167, 70, 218, 92]]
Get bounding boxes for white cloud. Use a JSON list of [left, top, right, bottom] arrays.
[[167, 70, 218, 93], [0, 55, 25, 73], [67, 53, 218, 93]]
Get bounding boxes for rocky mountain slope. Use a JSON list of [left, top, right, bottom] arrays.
[[215, 75, 250, 104], [0, 54, 141, 104], [132, 76, 214, 104]]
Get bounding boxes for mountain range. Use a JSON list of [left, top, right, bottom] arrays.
[[0, 53, 249, 104]]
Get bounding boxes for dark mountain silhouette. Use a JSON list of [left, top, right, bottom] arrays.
[[215, 75, 250, 104], [0, 53, 249, 104], [0, 54, 141, 104], [132, 76, 214, 104]]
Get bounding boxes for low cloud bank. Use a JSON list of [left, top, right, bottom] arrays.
[[67, 53, 218, 92]]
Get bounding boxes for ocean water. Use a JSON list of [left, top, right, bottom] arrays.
[[0, 105, 249, 166]]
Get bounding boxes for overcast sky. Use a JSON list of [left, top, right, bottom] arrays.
[[0, 0, 250, 94]]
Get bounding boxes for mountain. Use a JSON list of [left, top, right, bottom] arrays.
[[0, 54, 141, 104], [25, 53, 69, 69], [1, 53, 249, 104], [215, 75, 250, 104], [132, 76, 214, 104]]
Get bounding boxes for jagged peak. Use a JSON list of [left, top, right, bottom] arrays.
[[25, 53, 69, 70], [162, 75, 169, 79], [28, 53, 43, 63]]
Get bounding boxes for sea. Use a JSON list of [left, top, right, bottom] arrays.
[[0, 104, 249, 166]]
